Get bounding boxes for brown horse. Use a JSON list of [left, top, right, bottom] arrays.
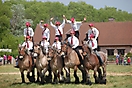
[[33, 44, 49, 84], [47, 47, 64, 83], [82, 41, 107, 85], [61, 42, 86, 83], [18, 45, 35, 83]]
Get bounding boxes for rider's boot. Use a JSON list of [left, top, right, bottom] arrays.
[[94, 50, 103, 66]]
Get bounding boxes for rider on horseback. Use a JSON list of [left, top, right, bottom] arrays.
[[67, 30, 83, 63], [40, 36, 50, 54], [87, 23, 103, 66]]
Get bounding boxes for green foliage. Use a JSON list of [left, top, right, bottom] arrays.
[[108, 55, 116, 61], [126, 52, 132, 58], [0, 30, 23, 57]]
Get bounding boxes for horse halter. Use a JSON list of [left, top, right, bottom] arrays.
[[33, 44, 41, 57], [82, 44, 91, 58], [18, 47, 29, 60]]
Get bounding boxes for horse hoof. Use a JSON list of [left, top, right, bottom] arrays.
[[100, 79, 107, 84], [75, 80, 79, 84], [22, 81, 25, 83], [65, 80, 71, 84], [86, 80, 92, 86], [81, 80, 86, 84], [29, 77, 35, 82]]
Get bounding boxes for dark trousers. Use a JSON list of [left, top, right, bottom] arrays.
[[75, 31, 79, 39], [55, 35, 62, 42], [73, 47, 83, 64], [93, 49, 103, 65]]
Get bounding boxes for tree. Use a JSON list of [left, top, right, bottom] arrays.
[[10, 4, 33, 35]]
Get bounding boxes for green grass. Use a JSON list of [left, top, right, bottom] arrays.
[[0, 64, 132, 88]]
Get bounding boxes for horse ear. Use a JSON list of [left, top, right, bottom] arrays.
[[24, 45, 26, 49]]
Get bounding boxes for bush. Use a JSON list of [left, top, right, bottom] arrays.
[[108, 55, 116, 61], [0, 29, 23, 57], [126, 52, 132, 58]]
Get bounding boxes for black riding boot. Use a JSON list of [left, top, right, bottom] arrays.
[[94, 50, 103, 66], [74, 47, 83, 64]]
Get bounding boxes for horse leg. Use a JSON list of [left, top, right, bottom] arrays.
[[77, 65, 86, 83], [46, 61, 52, 83], [53, 70, 58, 84], [64, 67, 70, 83], [38, 70, 44, 84], [36, 70, 40, 82], [74, 66, 79, 84], [97, 68, 103, 81], [101, 64, 107, 84], [42, 66, 48, 84], [29, 66, 35, 82], [21, 71, 25, 83], [85, 68, 92, 85], [93, 67, 99, 84], [58, 68, 64, 83]]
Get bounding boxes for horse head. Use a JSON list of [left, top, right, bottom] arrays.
[[18, 45, 28, 59], [33, 44, 46, 58], [48, 46, 59, 58], [61, 41, 73, 54], [82, 41, 92, 58]]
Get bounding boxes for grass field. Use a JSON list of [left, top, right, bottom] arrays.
[[0, 64, 132, 88]]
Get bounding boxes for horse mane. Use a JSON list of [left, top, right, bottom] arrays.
[[40, 45, 46, 55], [67, 42, 73, 48], [87, 45, 92, 54]]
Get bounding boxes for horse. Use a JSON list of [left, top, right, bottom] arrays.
[[47, 46, 64, 83], [33, 44, 49, 84], [82, 41, 107, 85], [61, 42, 86, 84], [18, 45, 35, 83]]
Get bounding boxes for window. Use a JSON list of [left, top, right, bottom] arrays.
[[117, 49, 125, 55], [107, 49, 114, 56]]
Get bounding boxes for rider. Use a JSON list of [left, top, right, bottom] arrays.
[[24, 22, 34, 42], [50, 15, 66, 42], [67, 30, 83, 63], [66, 17, 86, 39], [87, 23, 103, 66], [21, 36, 34, 65], [39, 22, 50, 43], [40, 36, 50, 54], [52, 37, 61, 51]]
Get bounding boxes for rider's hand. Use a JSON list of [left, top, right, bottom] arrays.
[[50, 17, 53, 21], [84, 17, 86, 21], [63, 15, 66, 19]]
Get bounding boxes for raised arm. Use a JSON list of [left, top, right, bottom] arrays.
[[60, 15, 66, 28], [50, 17, 56, 28]]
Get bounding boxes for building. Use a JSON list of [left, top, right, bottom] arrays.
[[34, 21, 132, 56]]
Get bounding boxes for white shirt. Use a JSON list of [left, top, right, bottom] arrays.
[[40, 25, 50, 41], [40, 40, 50, 53], [22, 40, 33, 50], [52, 41, 61, 50], [88, 39, 97, 50], [68, 36, 79, 48], [50, 19, 65, 35], [67, 20, 82, 31], [24, 27, 34, 37], [87, 27, 99, 40]]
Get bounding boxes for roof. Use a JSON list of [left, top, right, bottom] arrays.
[[33, 21, 132, 46]]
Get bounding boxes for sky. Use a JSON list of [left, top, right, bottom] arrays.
[[37, 0, 132, 13]]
